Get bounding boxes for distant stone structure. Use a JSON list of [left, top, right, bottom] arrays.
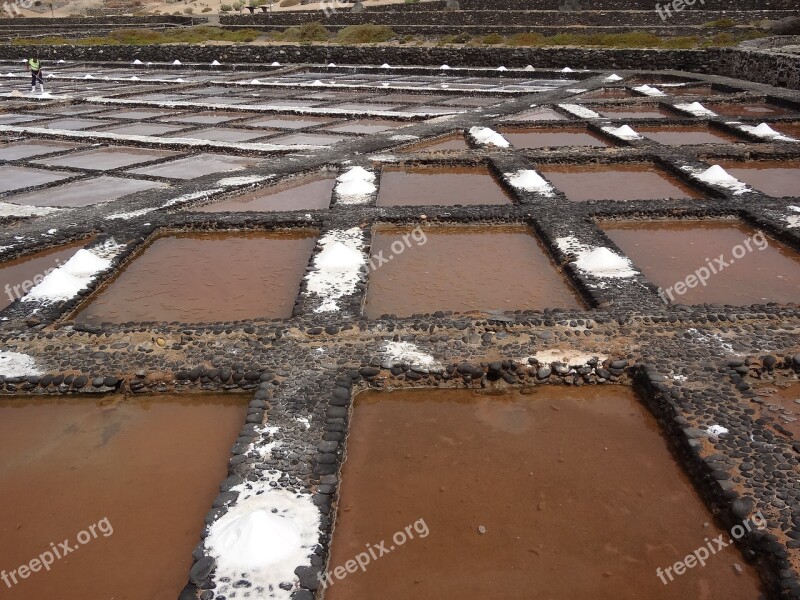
[[446, 0, 460, 11], [558, 0, 581, 11]]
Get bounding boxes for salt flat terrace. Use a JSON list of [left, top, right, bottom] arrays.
[[0, 59, 798, 600]]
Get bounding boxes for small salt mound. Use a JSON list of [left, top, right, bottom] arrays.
[[310, 80, 324, 86], [706, 424, 729, 437], [602, 124, 641, 140], [505, 169, 554, 196], [336, 166, 376, 203], [380, 63, 391, 68], [211, 510, 301, 569], [83, 74, 95, 79], [738, 122, 796, 141], [327, 62, 337, 67], [24, 249, 111, 303], [211, 60, 221, 66], [524, 65, 535, 71], [675, 101, 716, 117], [306, 228, 365, 312], [561, 67, 574, 72], [132, 59, 143, 65], [440, 64, 451, 70], [206, 488, 320, 600], [172, 60, 181, 65], [696, 165, 749, 194], [604, 74, 623, 82], [575, 247, 637, 278], [633, 84, 666, 97], [271, 61, 281, 66], [496, 66, 507, 71], [469, 126, 509, 148], [129, 76, 139, 81], [250, 79, 261, 85]]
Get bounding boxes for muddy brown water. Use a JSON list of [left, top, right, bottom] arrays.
[[716, 160, 800, 198], [0, 165, 75, 194], [364, 225, 582, 317], [376, 166, 512, 206], [503, 107, 569, 122], [0, 238, 91, 311], [500, 127, 611, 148], [326, 387, 764, 600], [598, 107, 674, 119], [73, 231, 316, 324], [755, 382, 800, 439], [321, 120, 402, 134], [638, 126, 740, 146], [602, 220, 800, 305], [127, 154, 259, 180], [247, 115, 336, 129], [772, 122, 800, 140], [580, 88, 635, 100], [537, 163, 701, 202], [0, 393, 245, 600], [187, 173, 335, 213], [706, 103, 793, 118], [10, 177, 166, 208], [269, 133, 351, 146], [31, 147, 178, 171], [0, 141, 85, 161], [402, 135, 470, 152]]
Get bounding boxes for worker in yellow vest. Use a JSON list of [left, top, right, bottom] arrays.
[[27, 57, 44, 94]]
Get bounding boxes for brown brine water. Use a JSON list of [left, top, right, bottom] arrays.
[[716, 160, 800, 198], [364, 225, 582, 317], [500, 127, 610, 148], [0, 394, 246, 599], [326, 387, 764, 600], [638, 126, 739, 145], [376, 166, 512, 206], [602, 220, 800, 305], [538, 163, 701, 202], [73, 231, 316, 324], [188, 173, 335, 213]]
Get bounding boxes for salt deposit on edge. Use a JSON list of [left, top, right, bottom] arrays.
[[469, 126, 510, 148], [504, 169, 554, 196], [205, 486, 320, 600], [305, 228, 365, 312], [0, 350, 42, 377], [633, 84, 666, 97], [0, 202, 62, 217], [22, 241, 123, 303], [736, 122, 797, 142], [383, 340, 440, 369], [602, 125, 641, 140], [604, 74, 623, 82], [556, 236, 637, 279], [335, 166, 376, 204], [558, 104, 601, 119], [691, 165, 750, 195], [674, 102, 717, 117]]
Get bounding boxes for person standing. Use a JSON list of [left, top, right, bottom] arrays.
[[27, 56, 44, 94]]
